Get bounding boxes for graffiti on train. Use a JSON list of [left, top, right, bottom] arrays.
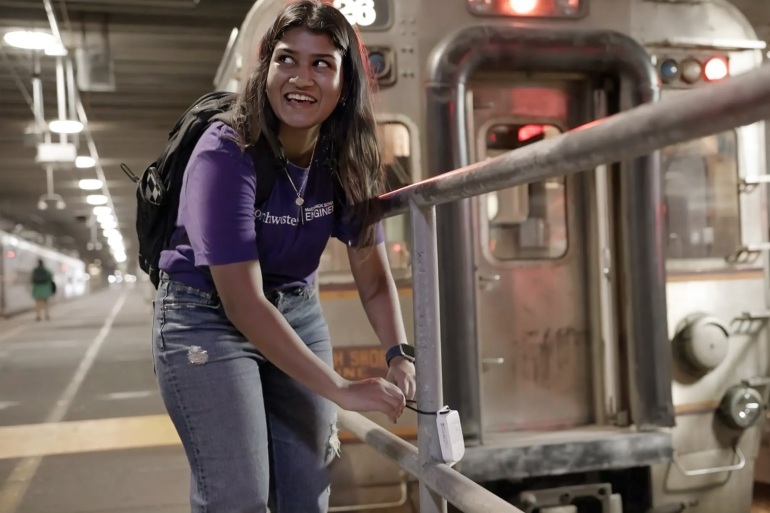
[[513, 326, 591, 385]]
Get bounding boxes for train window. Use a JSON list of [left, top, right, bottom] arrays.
[[662, 130, 740, 265], [317, 121, 413, 283], [482, 123, 568, 260]]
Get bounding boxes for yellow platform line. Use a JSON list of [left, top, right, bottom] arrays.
[[0, 415, 181, 460], [0, 413, 418, 461]]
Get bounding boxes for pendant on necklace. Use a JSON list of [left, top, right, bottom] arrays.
[[295, 197, 304, 206]]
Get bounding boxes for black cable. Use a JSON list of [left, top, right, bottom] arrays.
[[405, 400, 437, 416]]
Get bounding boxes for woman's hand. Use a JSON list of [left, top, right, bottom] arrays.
[[386, 357, 416, 401], [334, 378, 406, 423]]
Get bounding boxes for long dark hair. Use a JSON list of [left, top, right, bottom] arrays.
[[230, 0, 384, 247]]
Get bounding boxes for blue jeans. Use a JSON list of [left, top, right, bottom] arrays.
[[151, 274, 339, 513]]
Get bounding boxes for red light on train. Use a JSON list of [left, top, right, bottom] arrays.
[[518, 124, 545, 141], [6, 250, 15, 259], [509, 0, 538, 14], [704, 57, 728, 81]]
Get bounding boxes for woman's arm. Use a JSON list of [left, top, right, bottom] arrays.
[[210, 259, 405, 421], [348, 242, 416, 400], [210, 261, 343, 397]]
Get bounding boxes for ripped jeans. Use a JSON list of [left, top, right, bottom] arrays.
[[151, 274, 339, 513]]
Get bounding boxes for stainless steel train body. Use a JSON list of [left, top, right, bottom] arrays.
[[216, 1, 769, 511], [0, 229, 88, 317]]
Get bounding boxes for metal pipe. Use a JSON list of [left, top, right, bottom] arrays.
[[336, 409, 524, 513], [409, 202, 446, 513], [378, 63, 770, 216], [55, 56, 67, 144], [42, 0, 63, 45], [65, 56, 80, 149]]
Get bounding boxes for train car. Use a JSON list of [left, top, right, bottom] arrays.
[[0, 230, 88, 317], [215, 0, 768, 511]]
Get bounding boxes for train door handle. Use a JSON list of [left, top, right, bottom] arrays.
[[478, 274, 501, 290], [482, 357, 505, 370]]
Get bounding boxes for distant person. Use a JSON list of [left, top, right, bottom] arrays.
[[30, 259, 54, 321]]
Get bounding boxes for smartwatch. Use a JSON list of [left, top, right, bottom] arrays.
[[385, 343, 415, 367]]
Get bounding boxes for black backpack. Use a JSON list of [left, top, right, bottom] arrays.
[[122, 91, 279, 289]]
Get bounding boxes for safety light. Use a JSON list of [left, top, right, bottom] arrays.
[[659, 59, 679, 84], [680, 58, 702, 84], [467, 0, 584, 18], [704, 57, 728, 81], [518, 124, 545, 142], [509, 0, 537, 14]]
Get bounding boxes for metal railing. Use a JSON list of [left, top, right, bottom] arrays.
[[336, 62, 770, 513]]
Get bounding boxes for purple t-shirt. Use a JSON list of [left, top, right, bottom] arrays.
[[159, 121, 383, 293]]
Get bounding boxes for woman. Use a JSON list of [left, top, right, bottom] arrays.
[[151, 1, 416, 512], [31, 258, 54, 321]]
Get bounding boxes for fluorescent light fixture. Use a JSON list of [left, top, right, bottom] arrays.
[[100, 219, 118, 230], [3, 30, 56, 51], [79, 179, 103, 190], [93, 206, 112, 216], [114, 253, 127, 263], [86, 194, 108, 205], [49, 119, 84, 134], [75, 156, 95, 168], [103, 228, 119, 239], [44, 43, 67, 56]]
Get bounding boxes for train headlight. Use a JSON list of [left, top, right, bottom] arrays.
[[509, 0, 538, 14], [719, 385, 764, 430], [659, 59, 679, 84], [467, 0, 585, 18]]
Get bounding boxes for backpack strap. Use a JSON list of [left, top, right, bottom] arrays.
[[248, 137, 281, 207]]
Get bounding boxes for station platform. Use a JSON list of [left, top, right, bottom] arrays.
[[0, 286, 190, 513], [2, 286, 770, 513]]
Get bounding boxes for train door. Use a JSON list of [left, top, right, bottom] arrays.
[[467, 80, 608, 435]]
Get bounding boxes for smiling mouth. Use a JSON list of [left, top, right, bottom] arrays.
[[284, 93, 317, 104]]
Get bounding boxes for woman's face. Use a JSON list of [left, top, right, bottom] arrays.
[[266, 27, 344, 132]]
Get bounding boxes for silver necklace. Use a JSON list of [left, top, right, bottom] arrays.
[[285, 140, 316, 207]]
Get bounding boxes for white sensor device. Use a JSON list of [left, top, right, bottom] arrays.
[[436, 406, 465, 466]]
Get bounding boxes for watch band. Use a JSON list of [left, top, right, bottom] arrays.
[[386, 343, 415, 366]]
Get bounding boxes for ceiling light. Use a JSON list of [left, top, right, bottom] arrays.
[[100, 219, 118, 230], [79, 179, 103, 190], [86, 194, 108, 205], [75, 156, 95, 168], [114, 253, 127, 264], [93, 206, 112, 216], [103, 228, 119, 239], [3, 30, 56, 51], [44, 43, 67, 56], [49, 119, 84, 134]]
